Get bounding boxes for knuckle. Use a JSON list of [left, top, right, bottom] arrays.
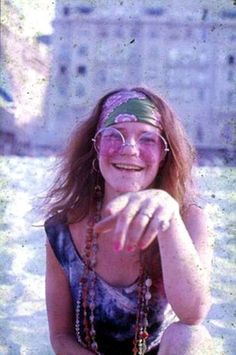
[[148, 223, 158, 235], [128, 234, 138, 243], [133, 217, 147, 230], [119, 214, 129, 225], [105, 205, 114, 215]]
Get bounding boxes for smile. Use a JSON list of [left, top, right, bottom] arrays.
[[112, 163, 143, 171]]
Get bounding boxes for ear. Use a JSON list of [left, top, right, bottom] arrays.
[[91, 157, 100, 173], [159, 151, 167, 168]]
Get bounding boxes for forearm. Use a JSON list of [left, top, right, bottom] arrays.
[[158, 213, 211, 324], [51, 333, 94, 355]]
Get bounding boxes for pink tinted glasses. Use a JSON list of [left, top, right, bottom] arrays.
[[92, 127, 169, 156]]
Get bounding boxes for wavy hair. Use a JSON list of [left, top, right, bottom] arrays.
[[44, 87, 198, 287]]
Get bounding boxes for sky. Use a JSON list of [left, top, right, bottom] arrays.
[[6, 0, 234, 38], [10, 0, 56, 36]]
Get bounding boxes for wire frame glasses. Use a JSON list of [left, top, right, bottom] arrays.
[[92, 127, 169, 156]]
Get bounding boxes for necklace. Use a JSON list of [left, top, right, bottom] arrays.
[[75, 202, 152, 355]]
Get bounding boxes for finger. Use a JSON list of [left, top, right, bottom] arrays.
[[124, 207, 156, 251], [94, 215, 116, 233], [138, 217, 159, 250], [114, 196, 156, 251], [105, 194, 130, 216], [113, 203, 140, 251], [138, 209, 171, 249]]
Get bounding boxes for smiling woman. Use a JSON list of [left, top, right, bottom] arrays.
[[44, 87, 214, 355]]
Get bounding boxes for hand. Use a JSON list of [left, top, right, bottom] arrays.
[[94, 189, 180, 252]]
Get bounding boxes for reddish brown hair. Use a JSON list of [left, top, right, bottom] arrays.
[[45, 87, 196, 223]]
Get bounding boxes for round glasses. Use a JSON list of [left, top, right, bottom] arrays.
[[92, 127, 169, 156]]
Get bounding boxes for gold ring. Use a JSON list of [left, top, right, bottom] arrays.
[[140, 212, 153, 219], [160, 220, 170, 231]]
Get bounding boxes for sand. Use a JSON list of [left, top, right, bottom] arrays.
[[0, 156, 235, 354]]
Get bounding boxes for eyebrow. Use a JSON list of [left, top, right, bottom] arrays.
[[114, 127, 161, 135]]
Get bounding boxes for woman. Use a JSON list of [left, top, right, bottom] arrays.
[[45, 87, 213, 355]]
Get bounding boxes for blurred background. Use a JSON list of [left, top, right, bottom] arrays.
[[0, 0, 235, 354]]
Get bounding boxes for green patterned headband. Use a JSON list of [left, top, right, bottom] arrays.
[[99, 90, 162, 129]]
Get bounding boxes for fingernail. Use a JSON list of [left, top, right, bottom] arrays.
[[139, 242, 146, 250], [114, 241, 122, 251], [127, 244, 135, 252]]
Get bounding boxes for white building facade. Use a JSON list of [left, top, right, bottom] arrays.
[[43, 1, 236, 154]]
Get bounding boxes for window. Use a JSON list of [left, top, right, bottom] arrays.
[[75, 83, 85, 97], [228, 55, 235, 65], [78, 45, 88, 56], [220, 10, 236, 19], [59, 65, 67, 74], [99, 29, 108, 38], [77, 65, 87, 76], [95, 70, 107, 84], [76, 6, 94, 14], [228, 70, 234, 82], [63, 6, 70, 16], [58, 85, 66, 95], [144, 7, 164, 16], [227, 91, 235, 106]]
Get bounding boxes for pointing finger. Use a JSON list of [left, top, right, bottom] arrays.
[[94, 215, 116, 233]]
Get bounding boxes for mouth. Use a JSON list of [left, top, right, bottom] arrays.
[[112, 163, 144, 172]]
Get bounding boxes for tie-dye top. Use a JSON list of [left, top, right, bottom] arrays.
[[45, 216, 176, 355]]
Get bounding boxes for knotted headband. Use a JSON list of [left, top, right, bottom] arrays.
[[99, 90, 162, 130]]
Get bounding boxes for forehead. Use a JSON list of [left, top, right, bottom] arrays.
[[110, 122, 162, 134]]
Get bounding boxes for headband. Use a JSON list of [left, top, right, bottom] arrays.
[[99, 90, 162, 129]]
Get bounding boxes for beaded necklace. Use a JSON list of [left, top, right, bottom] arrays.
[[75, 201, 152, 355]]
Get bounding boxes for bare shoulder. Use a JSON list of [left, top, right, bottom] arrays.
[[68, 218, 87, 256]]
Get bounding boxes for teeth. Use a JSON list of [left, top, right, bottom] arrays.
[[114, 164, 142, 171]]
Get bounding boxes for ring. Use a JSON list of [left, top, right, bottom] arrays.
[[160, 220, 170, 232], [140, 212, 153, 219]]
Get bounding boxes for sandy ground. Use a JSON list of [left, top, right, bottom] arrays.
[[0, 156, 235, 355]]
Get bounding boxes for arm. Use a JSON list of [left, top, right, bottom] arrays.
[[157, 205, 213, 324], [94, 190, 213, 324], [46, 241, 94, 355]]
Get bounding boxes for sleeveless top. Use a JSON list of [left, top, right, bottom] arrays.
[[45, 216, 176, 355]]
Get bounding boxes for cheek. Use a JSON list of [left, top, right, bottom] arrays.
[[99, 148, 119, 158], [140, 150, 162, 165]]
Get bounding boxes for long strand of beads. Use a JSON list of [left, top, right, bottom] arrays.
[[80, 216, 95, 348], [75, 272, 86, 346], [139, 275, 152, 355], [133, 264, 145, 355], [138, 273, 147, 355], [77, 199, 103, 354], [133, 263, 152, 355], [88, 215, 101, 354], [76, 199, 152, 355]]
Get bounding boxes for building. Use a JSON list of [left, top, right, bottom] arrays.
[[0, 0, 50, 155], [43, 0, 235, 158], [1, 0, 235, 160]]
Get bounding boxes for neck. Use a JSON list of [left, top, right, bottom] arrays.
[[102, 186, 124, 211]]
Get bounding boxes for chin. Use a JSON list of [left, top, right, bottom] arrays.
[[112, 182, 148, 194]]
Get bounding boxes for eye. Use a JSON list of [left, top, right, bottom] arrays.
[[139, 133, 159, 145], [103, 129, 122, 140]]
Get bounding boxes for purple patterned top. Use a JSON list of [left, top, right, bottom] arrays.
[[45, 216, 176, 355]]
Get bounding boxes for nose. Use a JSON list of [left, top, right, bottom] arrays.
[[120, 138, 139, 155]]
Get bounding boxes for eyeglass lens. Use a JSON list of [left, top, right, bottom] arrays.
[[94, 127, 168, 156]]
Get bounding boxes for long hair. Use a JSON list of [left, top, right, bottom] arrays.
[[45, 86, 196, 223], [44, 87, 197, 289]]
